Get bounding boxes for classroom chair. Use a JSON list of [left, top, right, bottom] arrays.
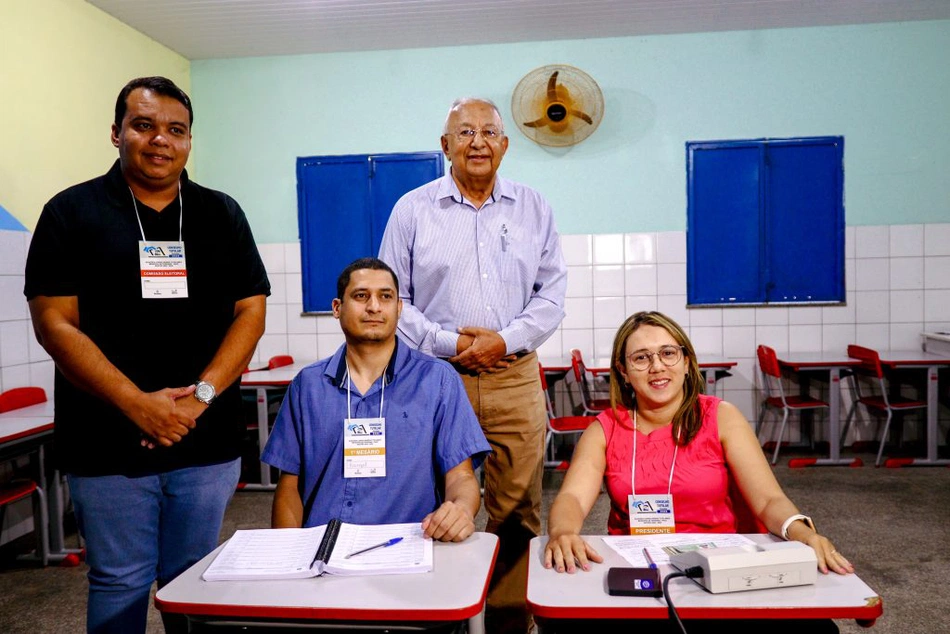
[[756, 345, 830, 465], [539, 364, 595, 469], [841, 344, 927, 468], [569, 349, 610, 415], [0, 387, 50, 566]]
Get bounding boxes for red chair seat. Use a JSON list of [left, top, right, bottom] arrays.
[[0, 481, 38, 506], [0, 387, 47, 413], [550, 415, 597, 433], [781, 395, 829, 409], [268, 355, 294, 370], [856, 396, 926, 411]]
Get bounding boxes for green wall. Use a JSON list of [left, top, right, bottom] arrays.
[[0, 0, 189, 230], [191, 20, 950, 243]]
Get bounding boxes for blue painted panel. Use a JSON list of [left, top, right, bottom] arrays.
[[686, 136, 844, 306], [298, 156, 372, 312], [687, 143, 763, 304], [297, 152, 443, 312], [368, 153, 444, 255], [766, 138, 844, 302]]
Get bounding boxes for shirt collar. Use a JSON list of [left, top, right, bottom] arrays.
[[328, 337, 402, 389], [436, 172, 516, 207]]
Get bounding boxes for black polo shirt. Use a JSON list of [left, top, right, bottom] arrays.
[[25, 160, 271, 476]]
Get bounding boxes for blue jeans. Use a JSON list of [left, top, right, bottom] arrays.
[[68, 459, 240, 634]]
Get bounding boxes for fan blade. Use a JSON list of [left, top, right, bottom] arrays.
[[547, 71, 559, 101], [570, 109, 594, 125], [523, 117, 547, 128]]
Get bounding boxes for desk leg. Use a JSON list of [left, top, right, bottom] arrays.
[[893, 366, 950, 467], [791, 369, 862, 468], [467, 607, 485, 634], [257, 387, 269, 487], [36, 445, 82, 563], [828, 369, 842, 462], [703, 369, 717, 399], [241, 387, 277, 491]]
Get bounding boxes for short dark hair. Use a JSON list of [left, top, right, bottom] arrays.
[[114, 76, 193, 128], [336, 257, 399, 300]]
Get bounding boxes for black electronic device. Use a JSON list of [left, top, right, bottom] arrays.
[[606, 567, 663, 598]]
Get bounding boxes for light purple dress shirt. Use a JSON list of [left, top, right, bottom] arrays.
[[379, 173, 567, 358]]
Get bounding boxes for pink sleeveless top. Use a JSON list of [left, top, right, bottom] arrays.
[[600, 394, 738, 535]]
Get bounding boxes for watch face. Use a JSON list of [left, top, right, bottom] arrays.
[[196, 382, 215, 402]]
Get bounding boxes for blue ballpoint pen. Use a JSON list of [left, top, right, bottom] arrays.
[[344, 537, 403, 559], [642, 547, 657, 569]]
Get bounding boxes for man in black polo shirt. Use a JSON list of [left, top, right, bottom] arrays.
[[24, 76, 269, 634]]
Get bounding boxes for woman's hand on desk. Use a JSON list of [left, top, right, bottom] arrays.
[[804, 533, 855, 576], [543, 533, 604, 574], [785, 520, 854, 575]]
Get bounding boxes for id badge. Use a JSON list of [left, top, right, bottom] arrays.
[[627, 493, 675, 535], [139, 241, 188, 298], [343, 417, 385, 478]]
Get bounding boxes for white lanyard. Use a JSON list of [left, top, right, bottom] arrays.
[[344, 362, 386, 419], [129, 184, 183, 242], [631, 409, 678, 497]]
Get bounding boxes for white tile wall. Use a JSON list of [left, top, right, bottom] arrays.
[[0, 230, 52, 396], [923, 223, 950, 257], [3, 225, 948, 443]]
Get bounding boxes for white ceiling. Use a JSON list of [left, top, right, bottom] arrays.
[[86, 0, 950, 60]]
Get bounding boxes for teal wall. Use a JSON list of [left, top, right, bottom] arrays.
[[191, 20, 950, 243]]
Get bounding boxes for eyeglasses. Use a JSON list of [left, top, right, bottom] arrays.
[[450, 127, 505, 142], [625, 345, 685, 371]]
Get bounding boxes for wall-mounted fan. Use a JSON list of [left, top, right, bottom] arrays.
[[511, 64, 604, 147]]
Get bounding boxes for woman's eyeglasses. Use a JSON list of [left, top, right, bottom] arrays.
[[625, 345, 685, 371]]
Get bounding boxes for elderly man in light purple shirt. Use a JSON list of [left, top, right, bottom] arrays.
[[379, 97, 567, 634]]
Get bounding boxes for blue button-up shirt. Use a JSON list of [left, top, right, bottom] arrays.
[[261, 338, 490, 528], [379, 173, 567, 358]]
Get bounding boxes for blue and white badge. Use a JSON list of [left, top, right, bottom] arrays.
[[343, 417, 386, 478], [139, 240, 188, 298], [627, 493, 676, 535]]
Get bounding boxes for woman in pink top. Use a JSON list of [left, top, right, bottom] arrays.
[[544, 311, 853, 578]]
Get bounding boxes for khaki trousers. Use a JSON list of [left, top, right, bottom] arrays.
[[458, 351, 546, 634]]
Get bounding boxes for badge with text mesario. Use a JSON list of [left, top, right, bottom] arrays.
[[343, 417, 386, 478], [627, 494, 676, 535]]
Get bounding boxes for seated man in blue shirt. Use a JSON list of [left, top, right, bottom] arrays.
[[262, 257, 491, 541]]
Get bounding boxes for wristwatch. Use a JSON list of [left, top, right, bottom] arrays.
[[780, 514, 815, 540], [193, 380, 217, 405]]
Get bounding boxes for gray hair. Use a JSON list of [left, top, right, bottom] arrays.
[[442, 98, 505, 135]]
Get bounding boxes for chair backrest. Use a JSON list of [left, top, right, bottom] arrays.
[[268, 355, 295, 370], [569, 348, 586, 383], [756, 345, 787, 404], [756, 345, 781, 378], [569, 349, 601, 408], [0, 387, 47, 413], [847, 345, 884, 379]]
